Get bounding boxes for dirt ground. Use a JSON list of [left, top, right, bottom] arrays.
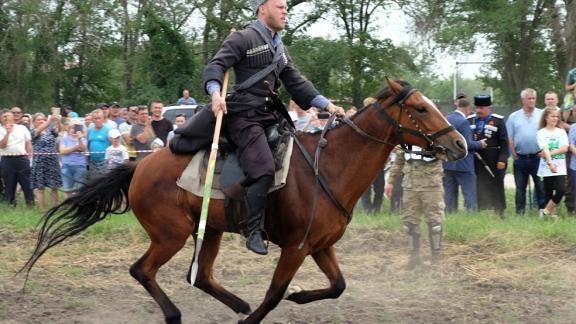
[[2, 227, 576, 324]]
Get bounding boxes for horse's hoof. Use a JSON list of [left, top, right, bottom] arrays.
[[238, 312, 248, 321], [283, 285, 303, 299]]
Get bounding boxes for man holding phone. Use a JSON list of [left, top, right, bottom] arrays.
[[0, 109, 34, 206]]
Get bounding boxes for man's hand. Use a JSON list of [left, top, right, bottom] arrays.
[[497, 161, 506, 170], [385, 183, 393, 198], [211, 92, 227, 117], [326, 102, 345, 117], [479, 138, 488, 149]]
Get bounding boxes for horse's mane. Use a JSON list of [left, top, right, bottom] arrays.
[[351, 79, 411, 119]]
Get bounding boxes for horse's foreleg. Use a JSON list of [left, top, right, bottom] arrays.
[[240, 247, 307, 324], [189, 228, 252, 315], [285, 245, 346, 304], [130, 232, 189, 324]]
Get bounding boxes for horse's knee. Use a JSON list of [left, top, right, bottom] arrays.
[[129, 260, 147, 284]]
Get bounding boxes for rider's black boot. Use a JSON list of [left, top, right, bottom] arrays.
[[245, 176, 272, 255]]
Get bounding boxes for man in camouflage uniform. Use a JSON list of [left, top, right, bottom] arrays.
[[385, 145, 445, 268]]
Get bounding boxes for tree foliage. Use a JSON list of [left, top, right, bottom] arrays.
[[402, 0, 574, 107], [9, 0, 575, 114]]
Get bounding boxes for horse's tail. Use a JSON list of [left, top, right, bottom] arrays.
[[19, 162, 137, 276]]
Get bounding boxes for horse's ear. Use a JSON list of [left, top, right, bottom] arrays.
[[386, 78, 403, 94]]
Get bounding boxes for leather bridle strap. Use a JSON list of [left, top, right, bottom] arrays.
[[293, 132, 352, 223]]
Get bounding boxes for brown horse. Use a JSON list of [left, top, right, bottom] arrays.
[[21, 79, 466, 324]]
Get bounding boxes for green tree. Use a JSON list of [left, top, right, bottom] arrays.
[[139, 4, 195, 103], [402, 0, 561, 106]]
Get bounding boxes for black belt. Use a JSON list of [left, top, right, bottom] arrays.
[[517, 153, 539, 159], [1, 155, 27, 158]]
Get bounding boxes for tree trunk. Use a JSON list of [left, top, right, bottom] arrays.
[[565, 0, 576, 68]]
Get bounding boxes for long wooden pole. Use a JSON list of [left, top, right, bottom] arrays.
[[189, 60, 232, 286]]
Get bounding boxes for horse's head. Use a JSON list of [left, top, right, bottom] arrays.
[[374, 79, 467, 161]]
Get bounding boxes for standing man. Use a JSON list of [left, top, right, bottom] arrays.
[[108, 102, 126, 126], [150, 100, 173, 147], [443, 98, 486, 213], [119, 105, 139, 161], [385, 146, 445, 268], [203, 0, 343, 255], [469, 95, 509, 215], [0, 110, 34, 206], [177, 89, 197, 105], [87, 109, 111, 179], [506, 88, 545, 214], [131, 106, 156, 161]]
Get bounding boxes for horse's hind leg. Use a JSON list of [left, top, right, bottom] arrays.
[[188, 227, 252, 315], [130, 234, 189, 324], [285, 245, 346, 304], [241, 247, 307, 324]]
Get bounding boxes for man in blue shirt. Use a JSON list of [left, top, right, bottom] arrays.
[[443, 97, 486, 212], [87, 109, 111, 179], [177, 89, 197, 105], [506, 88, 545, 214]]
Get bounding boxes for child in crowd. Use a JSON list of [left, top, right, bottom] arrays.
[[105, 129, 129, 168], [537, 107, 569, 219], [150, 138, 164, 152]]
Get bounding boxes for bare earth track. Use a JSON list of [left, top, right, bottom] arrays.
[[1, 227, 576, 324]]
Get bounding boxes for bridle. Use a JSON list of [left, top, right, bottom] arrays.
[[340, 86, 455, 152]]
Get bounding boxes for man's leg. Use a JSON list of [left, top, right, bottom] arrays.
[[372, 170, 385, 214], [244, 175, 273, 255], [442, 171, 458, 213], [424, 190, 445, 264], [513, 159, 529, 214], [361, 187, 373, 214], [565, 153, 574, 213], [228, 116, 276, 255], [390, 174, 403, 213], [16, 157, 34, 206], [401, 190, 422, 269], [458, 171, 477, 212], [529, 158, 546, 209], [2, 158, 18, 205]]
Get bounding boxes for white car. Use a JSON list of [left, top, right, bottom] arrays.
[[161, 105, 198, 124]]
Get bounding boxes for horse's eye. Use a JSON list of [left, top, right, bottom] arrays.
[[415, 107, 426, 113]]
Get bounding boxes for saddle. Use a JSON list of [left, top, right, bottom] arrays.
[[174, 119, 293, 235]]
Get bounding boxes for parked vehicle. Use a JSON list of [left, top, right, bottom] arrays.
[[161, 105, 198, 124]]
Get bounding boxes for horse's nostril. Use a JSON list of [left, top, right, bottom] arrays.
[[455, 139, 466, 150]]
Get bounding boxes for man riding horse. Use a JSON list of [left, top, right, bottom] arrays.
[[203, 0, 344, 255]]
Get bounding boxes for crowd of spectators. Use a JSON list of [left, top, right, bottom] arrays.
[[4, 81, 576, 220], [0, 100, 184, 209]]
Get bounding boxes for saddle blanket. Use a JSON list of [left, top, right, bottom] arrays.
[[177, 138, 293, 199]]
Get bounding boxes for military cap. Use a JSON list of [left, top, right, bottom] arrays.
[[474, 95, 492, 107]]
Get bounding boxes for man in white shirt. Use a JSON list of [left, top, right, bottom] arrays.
[[0, 110, 34, 206]]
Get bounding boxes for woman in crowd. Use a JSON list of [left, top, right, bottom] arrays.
[[537, 107, 569, 219], [30, 111, 62, 209], [59, 119, 87, 198]]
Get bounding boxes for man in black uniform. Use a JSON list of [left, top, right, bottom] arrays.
[[468, 95, 509, 215], [203, 0, 343, 255]]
